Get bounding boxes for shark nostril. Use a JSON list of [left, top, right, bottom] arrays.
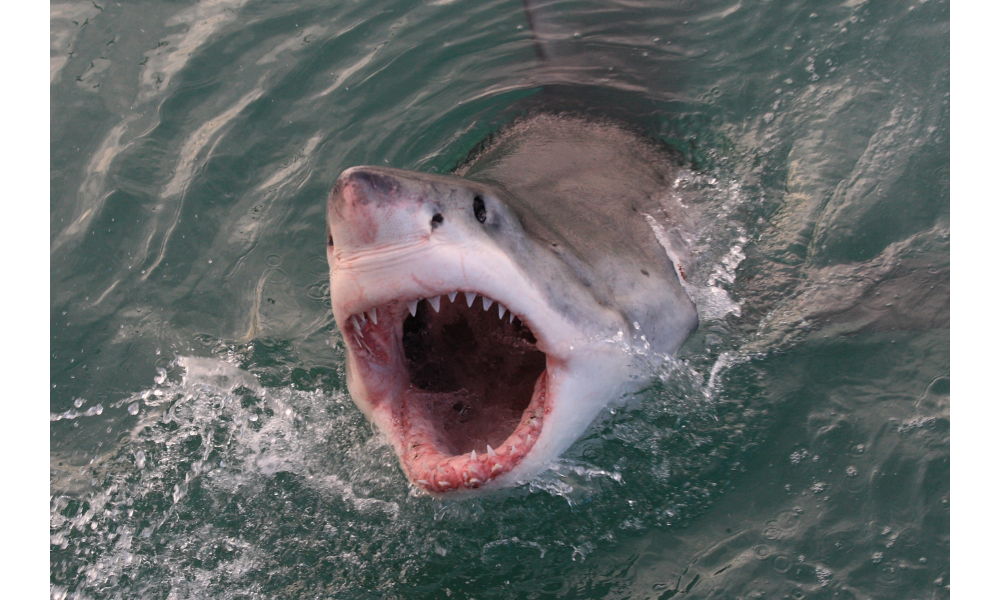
[[473, 196, 487, 223], [431, 213, 444, 229]]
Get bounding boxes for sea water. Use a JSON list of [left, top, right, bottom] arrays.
[[51, 0, 949, 597]]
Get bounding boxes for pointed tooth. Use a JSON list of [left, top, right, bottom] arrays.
[[491, 464, 502, 474], [465, 291, 477, 307], [482, 297, 493, 310], [428, 296, 441, 312], [469, 478, 481, 485], [448, 291, 458, 302], [350, 315, 360, 331], [526, 434, 532, 446], [367, 307, 377, 325], [407, 299, 418, 317], [417, 479, 429, 485], [497, 304, 506, 319], [511, 444, 517, 454], [359, 312, 367, 325], [509, 311, 515, 323], [438, 481, 451, 488], [437, 465, 446, 474], [470, 449, 477, 461], [486, 444, 496, 457]]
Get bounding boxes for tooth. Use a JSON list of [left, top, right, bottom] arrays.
[[437, 465, 446, 474], [465, 291, 477, 307], [417, 479, 429, 485], [482, 297, 493, 310], [509, 311, 515, 323], [491, 464, 502, 474], [407, 299, 418, 317], [497, 304, 506, 319], [486, 444, 495, 457], [368, 307, 378, 325], [470, 449, 477, 461], [428, 296, 441, 312], [438, 481, 451, 488], [350, 315, 360, 330], [448, 291, 457, 302], [511, 444, 517, 454], [526, 434, 531, 445], [469, 478, 481, 485], [359, 312, 367, 325]]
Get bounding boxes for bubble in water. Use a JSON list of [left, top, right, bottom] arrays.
[[128, 403, 140, 415], [135, 450, 146, 469], [73, 398, 85, 408]]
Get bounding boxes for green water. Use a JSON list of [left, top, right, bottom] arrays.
[[50, 0, 949, 598]]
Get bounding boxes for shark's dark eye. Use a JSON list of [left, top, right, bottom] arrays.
[[473, 195, 487, 223], [431, 213, 444, 229]]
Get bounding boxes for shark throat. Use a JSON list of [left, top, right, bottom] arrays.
[[402, 295, 546, 454]]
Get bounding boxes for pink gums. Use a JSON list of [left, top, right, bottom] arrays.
[[398, 374, 547, 493]]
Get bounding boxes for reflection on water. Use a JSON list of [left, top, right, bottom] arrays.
[[51, 0, 948, 598]]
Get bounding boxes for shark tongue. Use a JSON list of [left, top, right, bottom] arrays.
[[399, 371, 547, 493]]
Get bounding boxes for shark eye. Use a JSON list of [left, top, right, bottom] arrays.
[[431, 213, 444, 229], [473, 195, 487, 224]]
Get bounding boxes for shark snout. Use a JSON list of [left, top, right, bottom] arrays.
[[332, 167, 400, 209], [328, 166, 444, 251]]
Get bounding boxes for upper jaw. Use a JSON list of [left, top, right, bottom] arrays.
[[329, 240, 586, 361], [329, 248, 632, 494]]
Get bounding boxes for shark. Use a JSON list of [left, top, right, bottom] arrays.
[[325, 114, 698, 495]]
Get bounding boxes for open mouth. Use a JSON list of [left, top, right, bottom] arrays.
[[343, 291, 549, 493]]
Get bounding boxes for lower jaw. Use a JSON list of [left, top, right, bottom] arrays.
[[391, 370, 549, 494]]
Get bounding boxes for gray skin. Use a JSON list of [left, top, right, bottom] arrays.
[[456, 115, 698, 355]]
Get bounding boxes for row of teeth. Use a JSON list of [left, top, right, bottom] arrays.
[[349, 291, 514, 333], [413, 437, 535, 489]]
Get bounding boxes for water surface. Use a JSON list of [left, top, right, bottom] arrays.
[[50, 1, 949, 598]]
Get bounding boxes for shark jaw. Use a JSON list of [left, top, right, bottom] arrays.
[[328, 239, 632, 496]]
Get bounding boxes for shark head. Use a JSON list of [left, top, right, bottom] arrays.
[[326, 165, 645, 495]]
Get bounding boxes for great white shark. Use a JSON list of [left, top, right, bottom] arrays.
[[325, 0, 705, 495], [326, 113, 699, 495]]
